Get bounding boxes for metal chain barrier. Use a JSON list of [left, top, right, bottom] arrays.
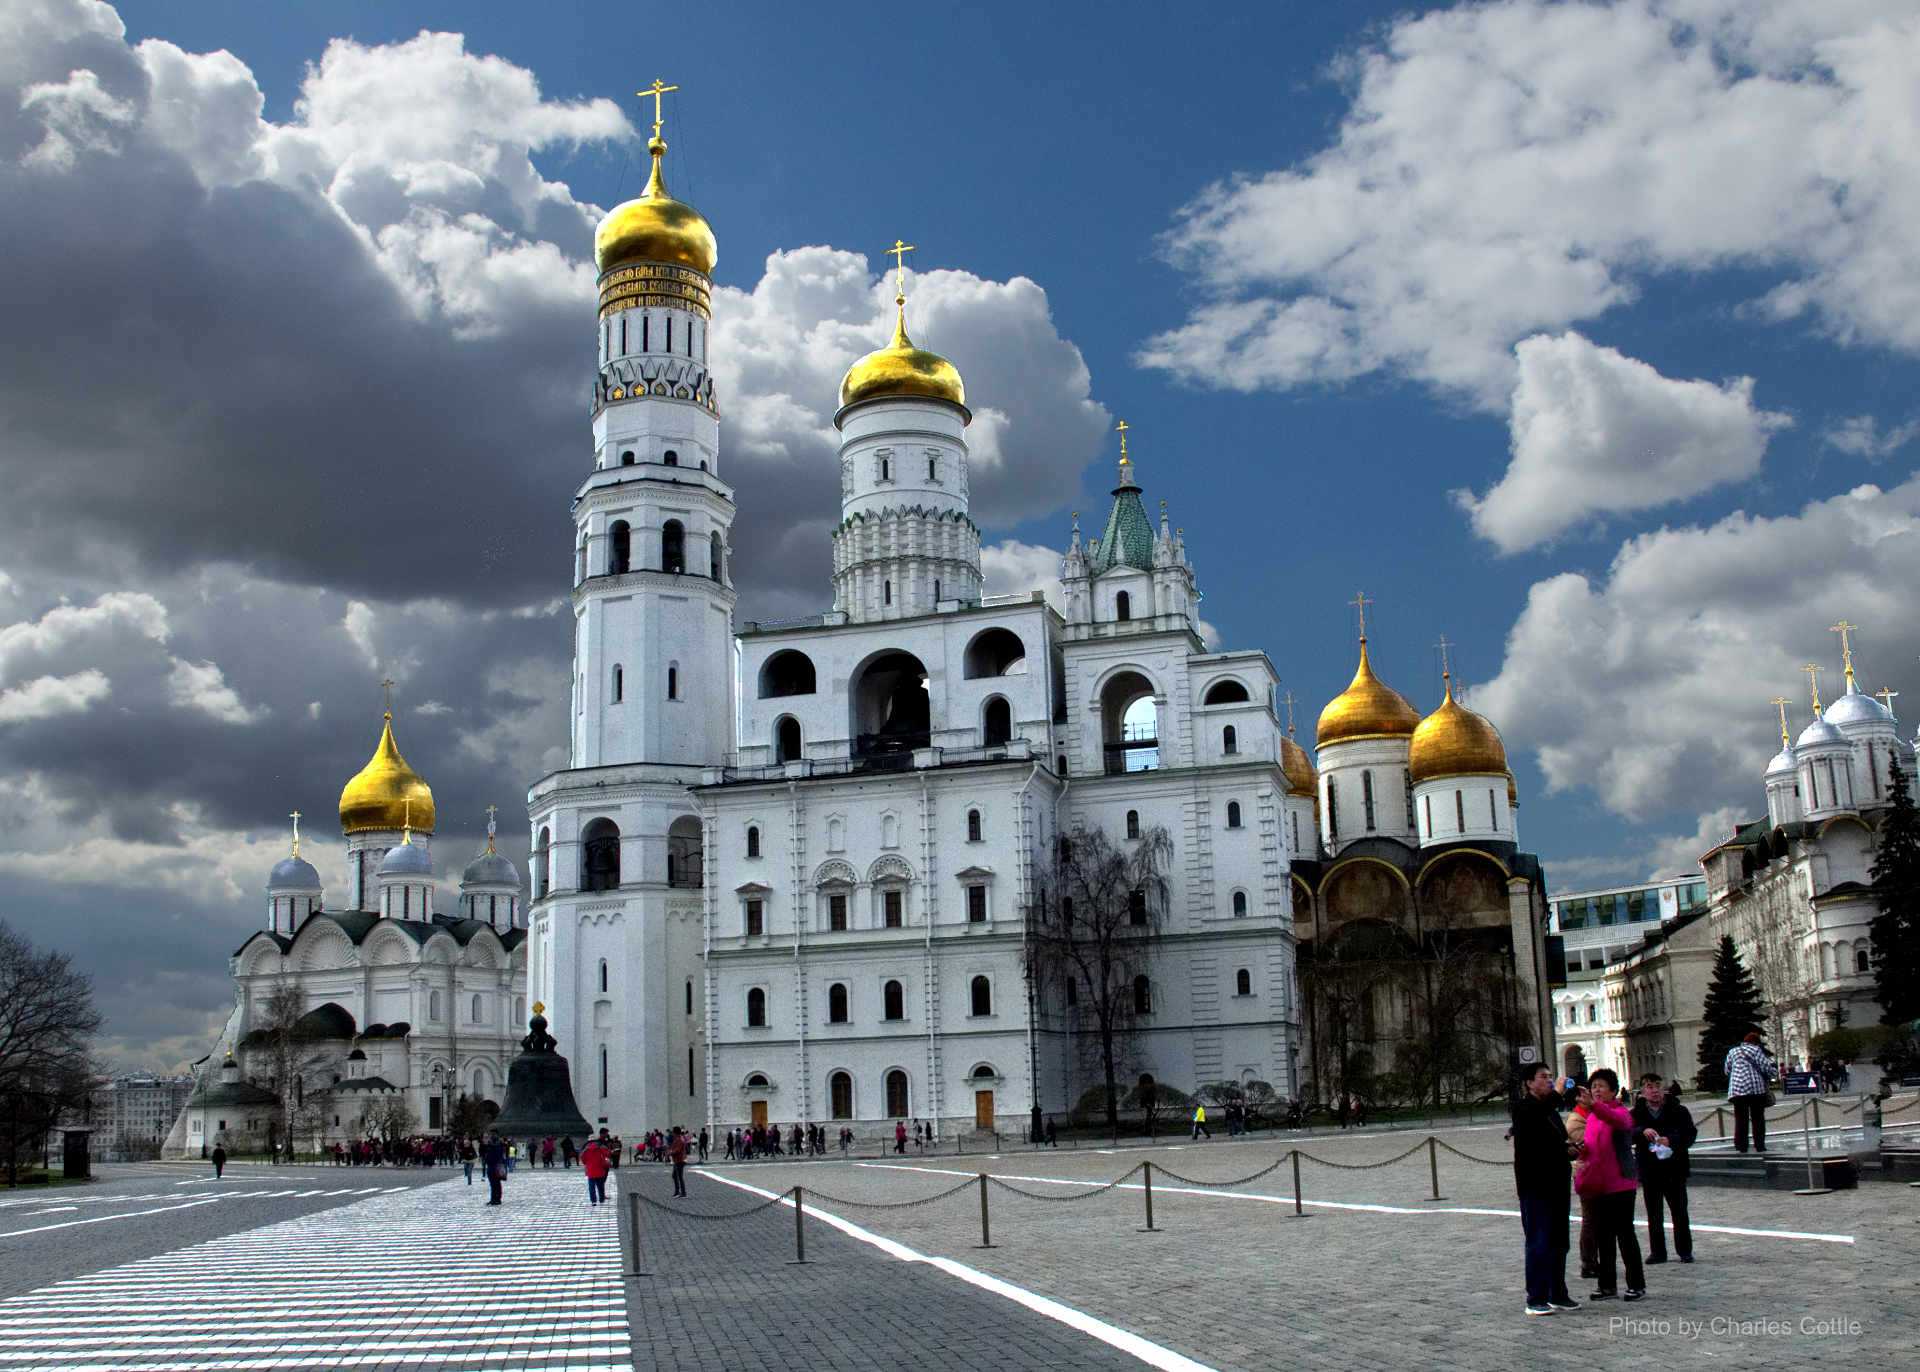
[[1150, 1156, 1288, 1188], [1433, 1138, 1512, 1167], [1294, 1139, 1430, 1170], [987, 1163, 1147, 1201], [632, 1187, 794, 1221], [800, 1177, 980, 1210]]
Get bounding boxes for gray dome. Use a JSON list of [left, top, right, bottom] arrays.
[[1823, 688, 1893, 728], [1765, 745, 1797, 779], [1796, 716, 1846, 750], [378, 841, 433, 877], [268, 854, 322, 890], [462, 850, 520, 888]]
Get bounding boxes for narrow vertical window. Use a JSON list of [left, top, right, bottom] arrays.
[[1226, 801, 1242, 828], [1223, 725, 1238, 755], [967, 809, 982, 842], [1126, 809, 1140, 840], [642, 315, 649, 351], [1362, 771, 1376, 830], [967, 886, 988, 923], [1327, 779, 1339, 839], [1423, 793, 1433, 837], [1115, 591, 1131, 621], [619, 316, 627, 353], [612, 665, 623, 702], [666, 316, 673, 353], [686, 979, 693, 1015], [1455, 789, 1466, 831], [883, 580, 892, 605], [667, 666, 679, 699], [1489, 790, 1498, 829], [599, 1047, 608, 1098], [884, 889, 903, 928], [1291, 811, 1300, 853], [746, 899, 763, 937], [829, 893, 848, 931], [747, 825, 760, 858]]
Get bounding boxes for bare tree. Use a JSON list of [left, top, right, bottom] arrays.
[[0, 921, 103, 1183], [1029, 822, 1175, 1132], [370, 1094, 417, 1143]]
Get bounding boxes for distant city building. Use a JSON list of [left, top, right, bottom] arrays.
[[97, 1073, 195, 1157], [1547, 875, 1708, 1081]]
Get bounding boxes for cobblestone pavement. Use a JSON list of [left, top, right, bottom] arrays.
[[700, 1121, 1912, 1371], [0, 1170, 627, 1369], [0, 1161, 450, 1298]]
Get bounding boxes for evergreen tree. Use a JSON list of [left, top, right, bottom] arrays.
[[1695, 935, 1766, 1092], [1869, 756, 1920, 1071]]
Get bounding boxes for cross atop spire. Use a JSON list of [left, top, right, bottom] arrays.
[[380, 677, 395, 719], [886, 239, 915, 301], [1435, 634, 1454, 682], [1803, 663, 1823, 717], [289, 810, 302, 858], [1830, 620, 1858, 689], [1349, 590, 1373, 642], [1282, 689, 1298, 738], [636, 78, 679, 141], [1771, 696, 1791, 748], [401, 798, 414, 844], [485, 804, 498, 854], [1877, 686, 1900, 718], [1116, 419, 1130, 464]]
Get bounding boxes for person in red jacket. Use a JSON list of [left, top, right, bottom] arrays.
[[1574, 1069, 1646, 1302], [668, 1127, 690, 1197], [580, 1135, 611, 1207]]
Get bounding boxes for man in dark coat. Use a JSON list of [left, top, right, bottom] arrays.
[[1510, 1064, 1581, 1315], [1631, 1074, 1698, 1263], [479, 1132, 507, 1206]]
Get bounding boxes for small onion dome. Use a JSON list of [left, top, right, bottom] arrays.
[[1281, 734, 1317, 797], [1506, 772, 1519, 807], [1823, 687, 1893, 727], [378, 837, 432, 878], [1765, 745, 1798, 780], [1795, 716, 1845, 749], [839, 306, 966, 413], [1316, 640, 1421, 747], [463, 849, 520, 888], [593, 137, 716, 277], [1409, 675, 1509, 783], [347, 1048, 367, 1062], [269, 854, 321, 890], [340, 713, 435, 835]]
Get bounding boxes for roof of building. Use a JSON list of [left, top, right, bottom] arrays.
[[232, 909, 525, 960], [189, 1078, 280, 1109], [1089, 459, 1155, 573]]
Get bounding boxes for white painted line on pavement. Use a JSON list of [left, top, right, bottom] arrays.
[[705, 1170, 1216, 1372], [0, 1197, 226, 1239], [855, 1162, 1857, 1245]]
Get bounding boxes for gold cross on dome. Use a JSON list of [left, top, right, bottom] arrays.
[[289, 810, 302, 857], [1435, 635, 1454, 680], [886, 239, 916, 299], [1803, 663, 1823, 716], [1115, 419, 1130, 463], [1349, 590, 1372, 641], [1770, 696, 1791, 747], [485, 804, 499, 852], [1830, 620, 1857, 685], [1877, 687, 1900, 714], [380, 677, 395, 716], [1282, 689, 1297, 737], [636, 78, 679, 139]]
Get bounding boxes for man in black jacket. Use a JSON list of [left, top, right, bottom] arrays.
[[1511, 1064, 1582, 1315], [1631, 1074, 1697, 1263]]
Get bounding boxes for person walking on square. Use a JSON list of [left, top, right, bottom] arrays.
[[669, 1127, 690, 1198], [1510, 1064, 1580, 1316], [1191, 1104, 1211, 1140], [581, 1134, 610, 1207], [1725, 1032, 1776, 1154], [460, 1138, 477, 1186], [698, 1127, 710, 1164], [895, 1119, 908, 1155], [1633, 1075, 1697, 1264], [210, 1143, 226, 1180], [1574, 1070, 1645, 1302], [480, 1132, 507, 1206]]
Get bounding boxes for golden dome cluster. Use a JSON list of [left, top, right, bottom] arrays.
[[1409, 676, 1509, 783], [1316, 641, 1422, 746], [339, 713, 436, 835], [595, 138, 717, 278]]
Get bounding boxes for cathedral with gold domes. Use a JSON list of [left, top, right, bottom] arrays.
[[166, 709, 531, 1155]]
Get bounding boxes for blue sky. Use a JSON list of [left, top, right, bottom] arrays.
[[5, 0, 1919, 1066]]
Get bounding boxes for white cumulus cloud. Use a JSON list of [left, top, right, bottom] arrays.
[[0, 669, 110, 724], [1824, 414, 1920, 460], [165, 657, 265, 725]]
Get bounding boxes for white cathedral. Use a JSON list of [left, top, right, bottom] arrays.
[[188, 93, 1563, 1147]]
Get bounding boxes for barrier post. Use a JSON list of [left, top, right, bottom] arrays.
[[976, 1173, 995, 1249], [1715, 1106, 1726, 1139], [1425, 1136, 1447, 1201], [1137, 1160, 1158, 1232], [788, 1186, 811, 1264], [623, 1189, 650, 1278], [1812, 1098, 1822, 1134], [1288, 1149, 1310, 1219], [1793, 1108, 1831, 1197]]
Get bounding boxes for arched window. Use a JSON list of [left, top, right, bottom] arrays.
[[963, 628, 1027, 679], [967, 809, 982, 842], [1133, 975, 1152, 1015], [667, 665, 679, 699], [611, 665, 623, 703], [829, 1071, 853, 1120], [1115, 590, 1131, 621], [598, 959, 609, 994], [828, 983, 849, 1024], [746, 825, 760, 858], [600, 1047, 609, 1098], [471, 993, 483, 1023], [1129, 888, 1148, 925], [663, 449, 678, 466], [982, 697, 1012, 747], [970, 976, 992, 1017], [885, 1069, 909, 1118], [1223, 725, 1238, 755], [1857, 947, 1872, 974], [533, 827, 550, 898], [1126, 809, 1141, 840], [581, 818, 621, 892], [1232, 890, 1248, 917], [1203, 679, 1250, 705], [1236, 968, 1252, 996], [662, 520, 685, 574], [883, 579, 892, 605], [883, 979, 905, 1021], [710, 531, 724, 581], [776, 716, 803, 764], [1226, 801, 1242, 828], [685, 980, 693, 1015], [430, 990, 441, 1021], [608, 521, 631, 575], [620, 449, 635, 466], [758, 650, 817, 698], [747, 987, 767, 1028]]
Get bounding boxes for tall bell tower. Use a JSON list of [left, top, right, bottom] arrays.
[[528, 80, 730, 1136]]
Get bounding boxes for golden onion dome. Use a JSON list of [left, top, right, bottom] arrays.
[[1316, 639, 1421, 747], [1281, 733, 1317, 797], [593, 137, 717, 278], [339, 712, 436, 835], [1409, 676, 1509, 783], [838, 299, 966, 413]]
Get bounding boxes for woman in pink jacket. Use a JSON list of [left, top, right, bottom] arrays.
[[1574, 1068, 1646, 1302]]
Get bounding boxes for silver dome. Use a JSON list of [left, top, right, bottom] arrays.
[[1822, 688, 1893, 728], [1795, 716, 1846, 750], [268, 854, 322, 890], [378, 841, 433, 877], [462, 850, 520, 888], [1764, 745, 1797, 779]]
